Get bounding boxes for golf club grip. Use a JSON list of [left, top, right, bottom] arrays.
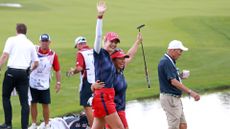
[[140, 42, 151, 88]]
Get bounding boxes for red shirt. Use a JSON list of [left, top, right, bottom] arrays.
[[76, 45, 91, 78], [38, 47, 60, 72]]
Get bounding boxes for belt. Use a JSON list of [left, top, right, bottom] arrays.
[[161, 92, 181, 98], [7, 67, 27, 71]]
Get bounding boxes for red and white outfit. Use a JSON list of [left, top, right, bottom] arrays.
[[76, 46, 95, 91], [77, 46, 95, 106], [30, 46, 60, 90]]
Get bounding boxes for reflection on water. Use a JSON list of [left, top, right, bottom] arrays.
[[219, 92, 230, 109], [126, 92, 230, 129]]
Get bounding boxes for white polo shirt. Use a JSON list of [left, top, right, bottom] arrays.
[[3, 34, 39, 70]]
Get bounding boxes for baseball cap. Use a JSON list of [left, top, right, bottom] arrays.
[[168, 40, 188, 51], [74, 36, 87, 47], [39, 34, 50, 42], [104, 32, 120, 43], [111, 50, 129, 59]]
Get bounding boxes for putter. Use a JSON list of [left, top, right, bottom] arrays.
[[137, 24, 151, 88]]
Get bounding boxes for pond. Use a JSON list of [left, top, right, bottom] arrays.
[[126, 91, 230, 129]]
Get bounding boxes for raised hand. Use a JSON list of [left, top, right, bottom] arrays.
[[97, 0, 107, 16], [136, 32, 143, 45]]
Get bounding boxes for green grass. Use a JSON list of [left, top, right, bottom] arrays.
[[0, 0, 230, 128]]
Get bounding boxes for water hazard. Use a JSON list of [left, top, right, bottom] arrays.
[[126, 92, 230, 129]]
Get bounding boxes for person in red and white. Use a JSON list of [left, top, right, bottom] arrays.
[[28, 34, 61, 129], [67, 36, 95, 128]]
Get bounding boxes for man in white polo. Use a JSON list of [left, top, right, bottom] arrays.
[[0, 23, 39, 129], [158, 40, 200, 129]]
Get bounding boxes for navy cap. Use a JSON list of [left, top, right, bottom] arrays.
[[39, 34, 50, 42]]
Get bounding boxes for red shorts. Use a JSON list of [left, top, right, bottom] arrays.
[[92, 88, 116, 118], [105, 110, 128, 128]]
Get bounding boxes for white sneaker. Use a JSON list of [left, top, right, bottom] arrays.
[[28, 123, 37, 129], [44, 124, 51, 129]]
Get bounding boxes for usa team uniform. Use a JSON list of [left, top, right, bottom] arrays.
[[106, 69, 128, 128], [92, 48, 117, 118]]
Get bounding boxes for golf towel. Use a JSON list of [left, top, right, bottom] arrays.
[[38, 118, 69, 129]]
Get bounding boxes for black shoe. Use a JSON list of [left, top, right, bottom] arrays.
[[0, 123, 12, 129]]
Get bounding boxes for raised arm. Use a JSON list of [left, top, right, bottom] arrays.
[[125, 33, 142, 66], [94, 0, 107, 54]]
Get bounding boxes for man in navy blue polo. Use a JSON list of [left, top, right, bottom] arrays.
[[158, 40, 200, 129]]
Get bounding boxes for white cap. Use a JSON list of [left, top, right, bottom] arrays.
[[74, 36, 87, 47], [168, 40, 188, 51]]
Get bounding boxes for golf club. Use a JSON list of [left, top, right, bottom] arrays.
[[137, 24, 151, 88]]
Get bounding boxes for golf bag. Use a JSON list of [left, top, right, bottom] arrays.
[[63, 113, 89, 129]]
